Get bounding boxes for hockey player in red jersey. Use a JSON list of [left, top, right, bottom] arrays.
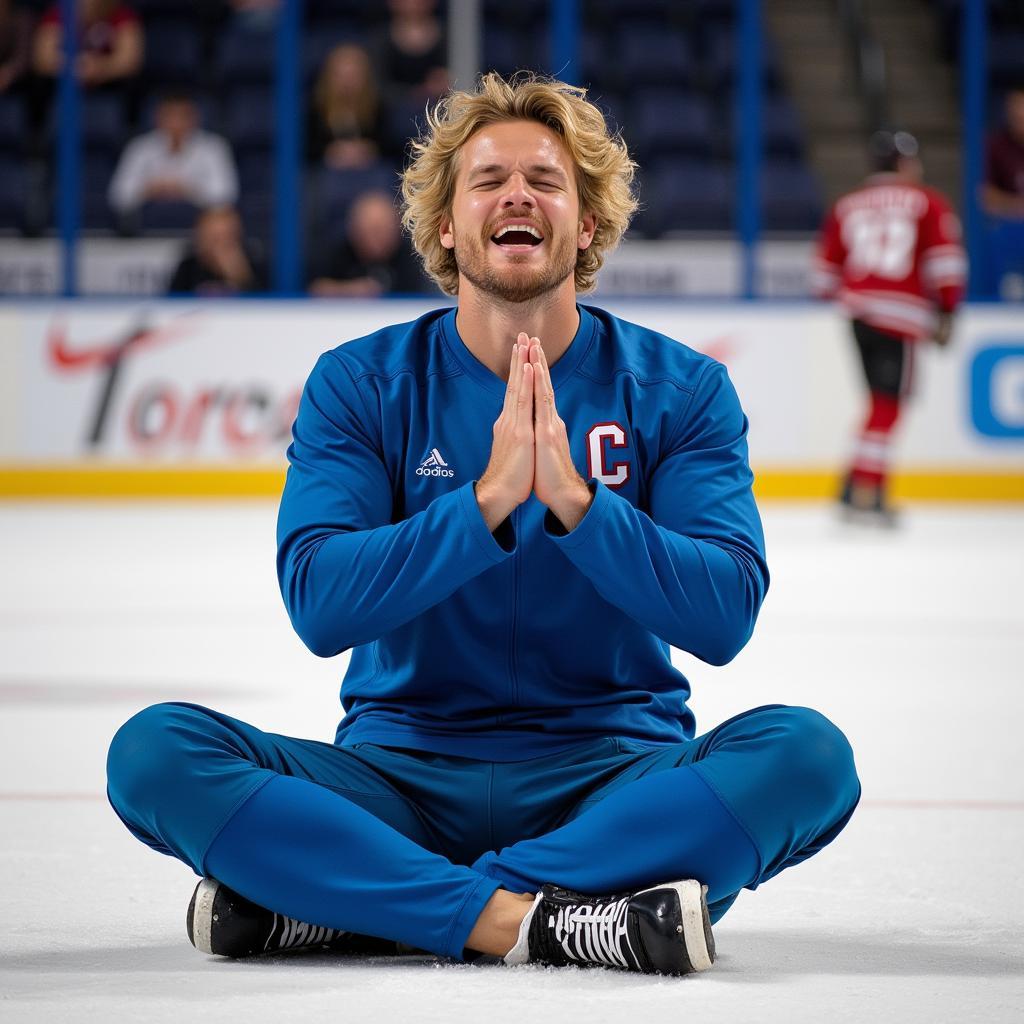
[[813, 130, 967, 523]]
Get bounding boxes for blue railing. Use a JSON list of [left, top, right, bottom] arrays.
[[49, 0, 989, 299]]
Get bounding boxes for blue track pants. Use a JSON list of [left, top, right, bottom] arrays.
[[107, 703, 860, 960]]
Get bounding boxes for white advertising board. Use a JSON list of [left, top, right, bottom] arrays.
[[1, 299, 1022, 494]]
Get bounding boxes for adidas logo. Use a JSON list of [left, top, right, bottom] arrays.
[[415, 447, 455, 478]]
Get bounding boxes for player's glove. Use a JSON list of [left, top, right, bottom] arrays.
[[934, 312, 954, 348]]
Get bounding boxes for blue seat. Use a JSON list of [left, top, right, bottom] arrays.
[[216, 20, 276, 83], [240, 192, 273, 245], [306, 0, 369, 22], [483, 0, 547, 22], [134, 0, 201, 14], [224, 88, 274, 151], [45, 94, 126, 158], [589, 0, 680, 23], [591, 91, 628, 136], [315, 162, 397, 242], [762, 96, 805, 158], [238, 151, 273, 194], [0, 94, 25, 153], [382, 95, 429, 159], [81, 152, 118, 230], [619, 26, 696, 88], [760, 160, 822, 231], [138, 199, 201, 233], [988, 32, 1024, 88], [143, 20, 203, 85], [631, 90, 713, 160], [0, 158, 27, 230], [483, 27, 527, 79], [704, 27, 782, 92], [639, 159, 733, 234], [695, 0, 737, 24], [579, 29, 608, 90]]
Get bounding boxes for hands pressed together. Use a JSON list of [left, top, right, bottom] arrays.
[[475, 333, 593, 534]]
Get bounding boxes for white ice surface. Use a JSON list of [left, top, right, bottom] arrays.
[[1, 502, 1022, 1023]]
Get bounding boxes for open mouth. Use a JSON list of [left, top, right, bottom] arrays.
[[490, 224, 544, 250]]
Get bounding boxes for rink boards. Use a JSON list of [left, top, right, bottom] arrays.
[[0, 298, 1021, 499]]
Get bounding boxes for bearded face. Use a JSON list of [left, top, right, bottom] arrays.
[[440, 120, 595, 303], [450, 206, 579, 303]]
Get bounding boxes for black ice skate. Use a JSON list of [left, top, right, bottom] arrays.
[[839, 475, 900, 528], [186, 877, 408, 958], [504, 879, 715, 975]]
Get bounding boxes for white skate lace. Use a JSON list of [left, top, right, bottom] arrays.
[[266, 913, 344, 951], [550, 895, 633, 968]]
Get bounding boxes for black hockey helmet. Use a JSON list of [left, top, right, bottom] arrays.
[[869, 130, 920, 172]]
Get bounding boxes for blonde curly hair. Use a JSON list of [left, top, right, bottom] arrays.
[[400, 72, 638, 295]]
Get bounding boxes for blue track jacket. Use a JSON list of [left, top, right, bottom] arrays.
[[277, 304, 769, 760]]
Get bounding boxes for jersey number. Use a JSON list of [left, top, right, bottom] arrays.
[[842, 209, 918, 280]]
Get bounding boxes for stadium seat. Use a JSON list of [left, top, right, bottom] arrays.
[[0, 94, 26, 155], [704, 27, 782, 92], [224, 87, 275, 151], [988, 33, 1024, 90], [760, 160, 822, 231], [762, 96, 806, 158], [80, 94, 128, 153], [138, 200, 201, 233], [143, 19, 203, 87], [216, 20, 276, 84], [239, 191, 274, 246], [719, 95, 806, 159], [0, 158, 28, 230], [315, 161, 398, 243], [306, 0, 370, 23], [483, 0, 548, 31], [80, 152, 118, 231], [630, 90, 713, 161], [641, 159, 733, 234], [483, 26, 524, 80], [694, 0, 737, 25], [619, 25, 696, 88], [588, 0, 680, 25], [238, 151, 274, 195]]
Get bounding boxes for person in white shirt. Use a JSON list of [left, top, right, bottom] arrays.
[[108, 90, 238, 218]]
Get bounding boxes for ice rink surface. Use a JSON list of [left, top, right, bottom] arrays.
[[1, 500, 1022, 1023]]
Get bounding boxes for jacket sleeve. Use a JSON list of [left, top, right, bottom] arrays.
[[919, 192, 967, 313], [811, 204, 844, 298], [542, 360, 769, 666], [276, 351, 515, 657]]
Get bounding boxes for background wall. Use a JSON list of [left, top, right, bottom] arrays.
[[2, 298, 1021, 499]]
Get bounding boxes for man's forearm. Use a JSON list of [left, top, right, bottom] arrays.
[[474, 480, 517, 533], [546, 478, 593, 533]]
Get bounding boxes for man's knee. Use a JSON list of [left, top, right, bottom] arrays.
[[106, 702, 213, 820], [768, 706, 860, 821]]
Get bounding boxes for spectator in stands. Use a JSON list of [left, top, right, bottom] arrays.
[[981, 85, 1024, 298], [309, 190, 430, 297], [373, 0, 448, 101], [307, 43, 386, 171], [108, 90, 238, 228], [0, 0, 32, 95], [168, 205, 268, 296], [31, 0, 142, 89]]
